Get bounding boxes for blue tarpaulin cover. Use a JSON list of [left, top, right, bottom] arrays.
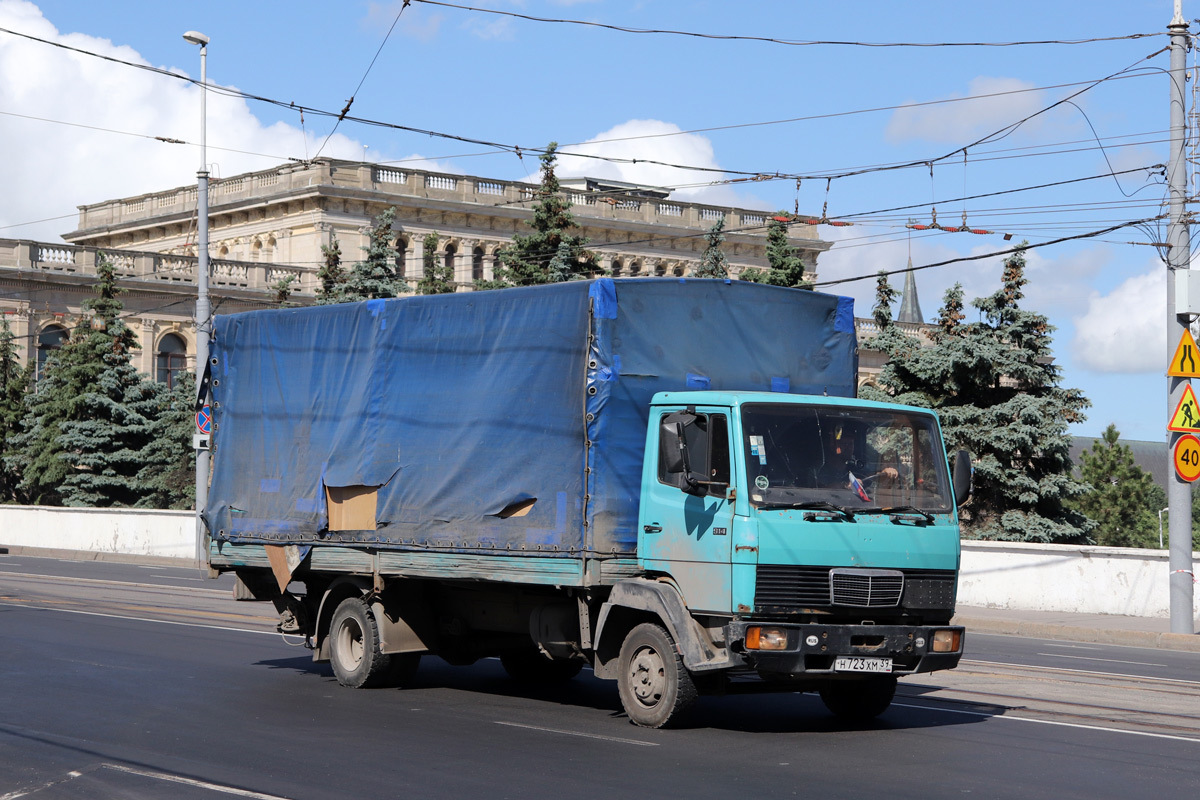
[[205, 278, 857, 557]]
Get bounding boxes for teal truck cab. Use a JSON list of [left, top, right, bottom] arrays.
[[205, 278, 969, 728]]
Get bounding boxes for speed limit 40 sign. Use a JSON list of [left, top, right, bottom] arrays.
[[1174, 434, 1200, 482]]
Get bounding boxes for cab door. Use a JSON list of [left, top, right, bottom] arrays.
[[638, 407, 736, 614]]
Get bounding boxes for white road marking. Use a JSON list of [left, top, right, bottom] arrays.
[[494, 721, 659, 747], [0, 572, 227, 596], [0, 600, 280, 637], [891, 701, 1200, 744], [961, 659, 1200, 686], [101, 763, 294, 799], [1039, 643, 1103, 650], [1036, 653, 1167, 667]]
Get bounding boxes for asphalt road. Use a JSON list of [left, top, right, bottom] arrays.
[[1, 554, 1198, 799]]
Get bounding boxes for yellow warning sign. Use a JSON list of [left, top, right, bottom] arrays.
[[1169, 384, 1200, 432], [1168, 329, 1200, 377], [1175, 434, 1200, 482]]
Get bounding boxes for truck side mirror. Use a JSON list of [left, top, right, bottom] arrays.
[[952, 449, 972, 507], [660, 419, 691, 475]]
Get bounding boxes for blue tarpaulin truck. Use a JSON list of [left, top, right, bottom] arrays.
[[205, 277, 970, 727]]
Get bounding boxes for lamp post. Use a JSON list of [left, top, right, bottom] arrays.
[[184, 30, 210, 571]]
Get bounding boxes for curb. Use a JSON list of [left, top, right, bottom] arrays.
[[954, 614, 1200, 653], [0, 544, 197, 569]]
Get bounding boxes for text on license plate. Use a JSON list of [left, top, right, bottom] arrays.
[[834, 656, 893, 673]]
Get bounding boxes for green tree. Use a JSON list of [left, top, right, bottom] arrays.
[[51, 255, 165, 507], [477, 143, 594, 289], [316, 234, 345, 304], [340, 207, 409, 302], [864, 247, 1092, 543], [270, 274, 297, 307], [1073, 424, 1159, 547], [417, 232, 456, 295], [135, 371, 196, 510], [692, 219, 730, 279], [0, 317, 33, 502], [739, 213, 811, 288]]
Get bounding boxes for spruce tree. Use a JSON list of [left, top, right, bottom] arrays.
[[739, 213, 810, 288], [858, 271, 930, 408], [270, 274, 297, 307], [340, 207, 409, 302], [0, 317, 33, 502], [417, 232, 456, 294], [316, 234, 346, 304], [135, 371, 196, 510], [692, 219, 730, 279], [477, 143, 594, 289], [1074, 424, 1159, 547], [924, 247, 1093, 542], [52, 254, 163, 507]]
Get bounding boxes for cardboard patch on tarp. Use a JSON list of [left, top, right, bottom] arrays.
[[264, 543, 311, 592], [325, 485, 379, 531]]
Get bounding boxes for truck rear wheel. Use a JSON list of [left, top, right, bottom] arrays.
[[819, 676, 897, 722], [329, 597, 394, 689], [617, 622, 697, 728]]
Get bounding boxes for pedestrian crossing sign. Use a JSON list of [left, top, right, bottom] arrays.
[[1168, 329, 1200, 377], [1168, 384, 1200, 432]]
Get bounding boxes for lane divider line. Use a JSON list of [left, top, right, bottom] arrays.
[[494, 721, 658, 747], [0, 600, 284, 637], [101, 763, 293, 800], [891, 701, 1200, 744]]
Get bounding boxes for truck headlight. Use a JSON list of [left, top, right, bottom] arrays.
[[931, 629, 962, 653], [745, 626, 788, 650]]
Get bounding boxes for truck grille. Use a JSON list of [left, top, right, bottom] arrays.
[[829, 568, 903, 607], [754, 565, 956, 614]]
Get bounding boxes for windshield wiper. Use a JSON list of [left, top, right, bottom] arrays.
[[758, 500, 855, 521], [857, 505, 936, 523]]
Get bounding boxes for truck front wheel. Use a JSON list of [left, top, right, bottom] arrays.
[[819, 676, 897, 722], [616, 623, 697, 728], [329, 597, 397, 689]]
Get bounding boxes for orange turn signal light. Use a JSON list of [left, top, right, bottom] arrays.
[[745, 626, 788, 650]]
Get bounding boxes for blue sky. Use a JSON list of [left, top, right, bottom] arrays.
[[0, 0, 1182, 441]]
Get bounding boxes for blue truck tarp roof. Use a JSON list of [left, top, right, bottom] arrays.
[[205, 277, 857, 558]]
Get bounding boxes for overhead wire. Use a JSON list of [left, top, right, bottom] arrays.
[[408, 1, 1162, 49]]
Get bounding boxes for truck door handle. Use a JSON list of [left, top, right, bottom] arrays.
[[643, 524, 662, 533]]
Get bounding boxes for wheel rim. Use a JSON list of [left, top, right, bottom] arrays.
[[334, 615, 365, 671], [627, 644, 666, 709]]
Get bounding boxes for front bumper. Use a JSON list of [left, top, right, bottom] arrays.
[[729, 622, 964, 676]]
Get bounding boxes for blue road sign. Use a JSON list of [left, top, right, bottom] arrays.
[[196, 405, 212, 436]]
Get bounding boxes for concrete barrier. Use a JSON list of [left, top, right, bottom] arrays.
[[959, 540, 1200, 618], [0, 505, 194, 559], [1, 506, 1196, 619]]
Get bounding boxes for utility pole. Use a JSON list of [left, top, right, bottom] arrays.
[[1166, 2, 1195, 634], [184, 30, 211, 572]]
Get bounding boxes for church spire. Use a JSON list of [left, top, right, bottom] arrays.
[[897, 258, 924, 324]]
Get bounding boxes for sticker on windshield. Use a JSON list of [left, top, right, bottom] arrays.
[[749, 435, 767, 465], [755, 475, 769, 490]]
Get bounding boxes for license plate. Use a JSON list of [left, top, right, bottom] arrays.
[[834, 656, 893, 673]]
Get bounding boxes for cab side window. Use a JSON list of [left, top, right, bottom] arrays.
[[658, 412, 730, 496]]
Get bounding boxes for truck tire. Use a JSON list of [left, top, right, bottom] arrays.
[[329, 597, 394, 689], [819, 676, 897, 722], [616, 622, 697, 728], [500, 648, 584, 684]]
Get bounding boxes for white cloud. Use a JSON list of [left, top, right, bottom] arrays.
[[1071, 265, 1164, 373], [554, 119, 765, 208], [886, 76, 1067, 144], [0, 0, 369, 242]]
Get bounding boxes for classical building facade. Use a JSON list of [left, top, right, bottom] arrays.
[[1, 157, 926, 388]]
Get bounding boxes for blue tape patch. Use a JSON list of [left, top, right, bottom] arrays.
[[589, 278, 618, 320], [366, 299, 385, 317], [771, 376, 790, 393], [835, 296, 855, 333], [686, 373, 711, 389]]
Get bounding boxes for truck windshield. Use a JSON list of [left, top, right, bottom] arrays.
[[741, 403, 953, 514]]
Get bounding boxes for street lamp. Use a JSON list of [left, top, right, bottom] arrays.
[[184, 30, 210, 571]]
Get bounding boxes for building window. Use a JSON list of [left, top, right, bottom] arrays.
[[36, 324, 68, 382], [444, 244, 457, 278], [396, 237, 407, 279], [156, 333, 188, 389], [472, 247, 484, 281], [611, 259, 623, 277], [630, 261, 642, 276], [654, 262, 666, 277]]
